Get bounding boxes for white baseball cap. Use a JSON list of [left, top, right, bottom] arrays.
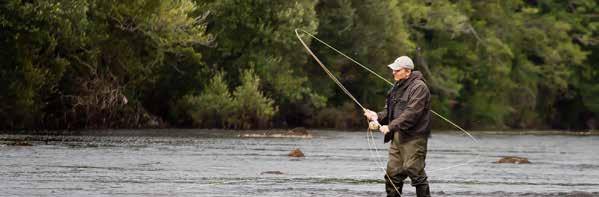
[[387, 56, 414, 70]]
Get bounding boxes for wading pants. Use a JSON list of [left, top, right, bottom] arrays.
[[385, 132, 430, 197]]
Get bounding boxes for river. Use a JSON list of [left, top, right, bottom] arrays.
[[1, 130, 598, 196]]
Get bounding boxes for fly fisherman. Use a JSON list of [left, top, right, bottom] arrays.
[[364, 56, 431, 197]]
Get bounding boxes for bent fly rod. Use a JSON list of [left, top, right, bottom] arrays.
[[294, 28, 480, 173]]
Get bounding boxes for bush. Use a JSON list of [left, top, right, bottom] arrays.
[[179, 69, 277, 129], [229, 69, 277, 129], [180, 72, 233, 128]]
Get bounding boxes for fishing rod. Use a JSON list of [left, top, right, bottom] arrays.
[[294, 28, 480, 173], [295, 28, 403, 193]]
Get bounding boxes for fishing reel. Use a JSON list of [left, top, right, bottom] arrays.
[[368, 120, 381, 130]]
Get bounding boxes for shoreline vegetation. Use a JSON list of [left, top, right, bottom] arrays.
[[1, 1, 598, 131], [1, 128, 597, 137]]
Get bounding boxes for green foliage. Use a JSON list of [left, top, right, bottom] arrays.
[[229, 69, 277, 129], [0, 0, 88, 128], [0, 0, 210, 129], [179, 69, 277, 129], [312, 0, 414, 108], [309, 102, 365, 129], [389, 0, 597, 129], [196, 0, 322, 126], [180, 72, 233, 128], [1, 0, 598, 130]]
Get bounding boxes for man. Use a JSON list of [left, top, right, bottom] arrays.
[[364, 56, 431, 197]]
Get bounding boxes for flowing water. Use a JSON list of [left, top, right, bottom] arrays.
[[1, 130, 598, 196]]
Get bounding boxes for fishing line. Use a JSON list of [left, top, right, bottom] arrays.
[[295, 29, 481, 176], [295, 29, 402, 194]]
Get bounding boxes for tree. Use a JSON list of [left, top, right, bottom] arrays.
[[0, 0, 211, 129], [196, 0, 323, 127]]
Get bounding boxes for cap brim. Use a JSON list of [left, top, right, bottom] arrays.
[[387, 62, 400, 70]]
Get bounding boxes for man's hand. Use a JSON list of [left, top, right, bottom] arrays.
[[380, 125, 390, 134], [368, 121, 380, 130], [363, 109, 378, 121]]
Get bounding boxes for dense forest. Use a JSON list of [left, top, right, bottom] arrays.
[[1, 0, 598, 131]]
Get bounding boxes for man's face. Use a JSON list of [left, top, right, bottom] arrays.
[[392, 68, 411, 81]]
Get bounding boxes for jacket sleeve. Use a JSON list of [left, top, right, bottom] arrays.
[[388, 81, 429, 133]]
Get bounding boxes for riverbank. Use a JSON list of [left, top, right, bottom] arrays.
[[1, 128, 598, 137]]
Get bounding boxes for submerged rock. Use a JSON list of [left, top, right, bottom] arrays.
[[260, 171, 284, 175], [3, 140, 33, 146], [288, 148, 305, 157], [495, 156, 530, 164], [240, 128, 312, 138], [287, 127, 309, 136]]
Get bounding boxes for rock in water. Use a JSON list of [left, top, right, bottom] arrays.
[[5, 140, 32, 146], [495, 156, 531, 164], [288, 127, 309, 136], [240, 128, 312, 138], [288, 148, 305, 157], [260, 171, 284, 175]]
